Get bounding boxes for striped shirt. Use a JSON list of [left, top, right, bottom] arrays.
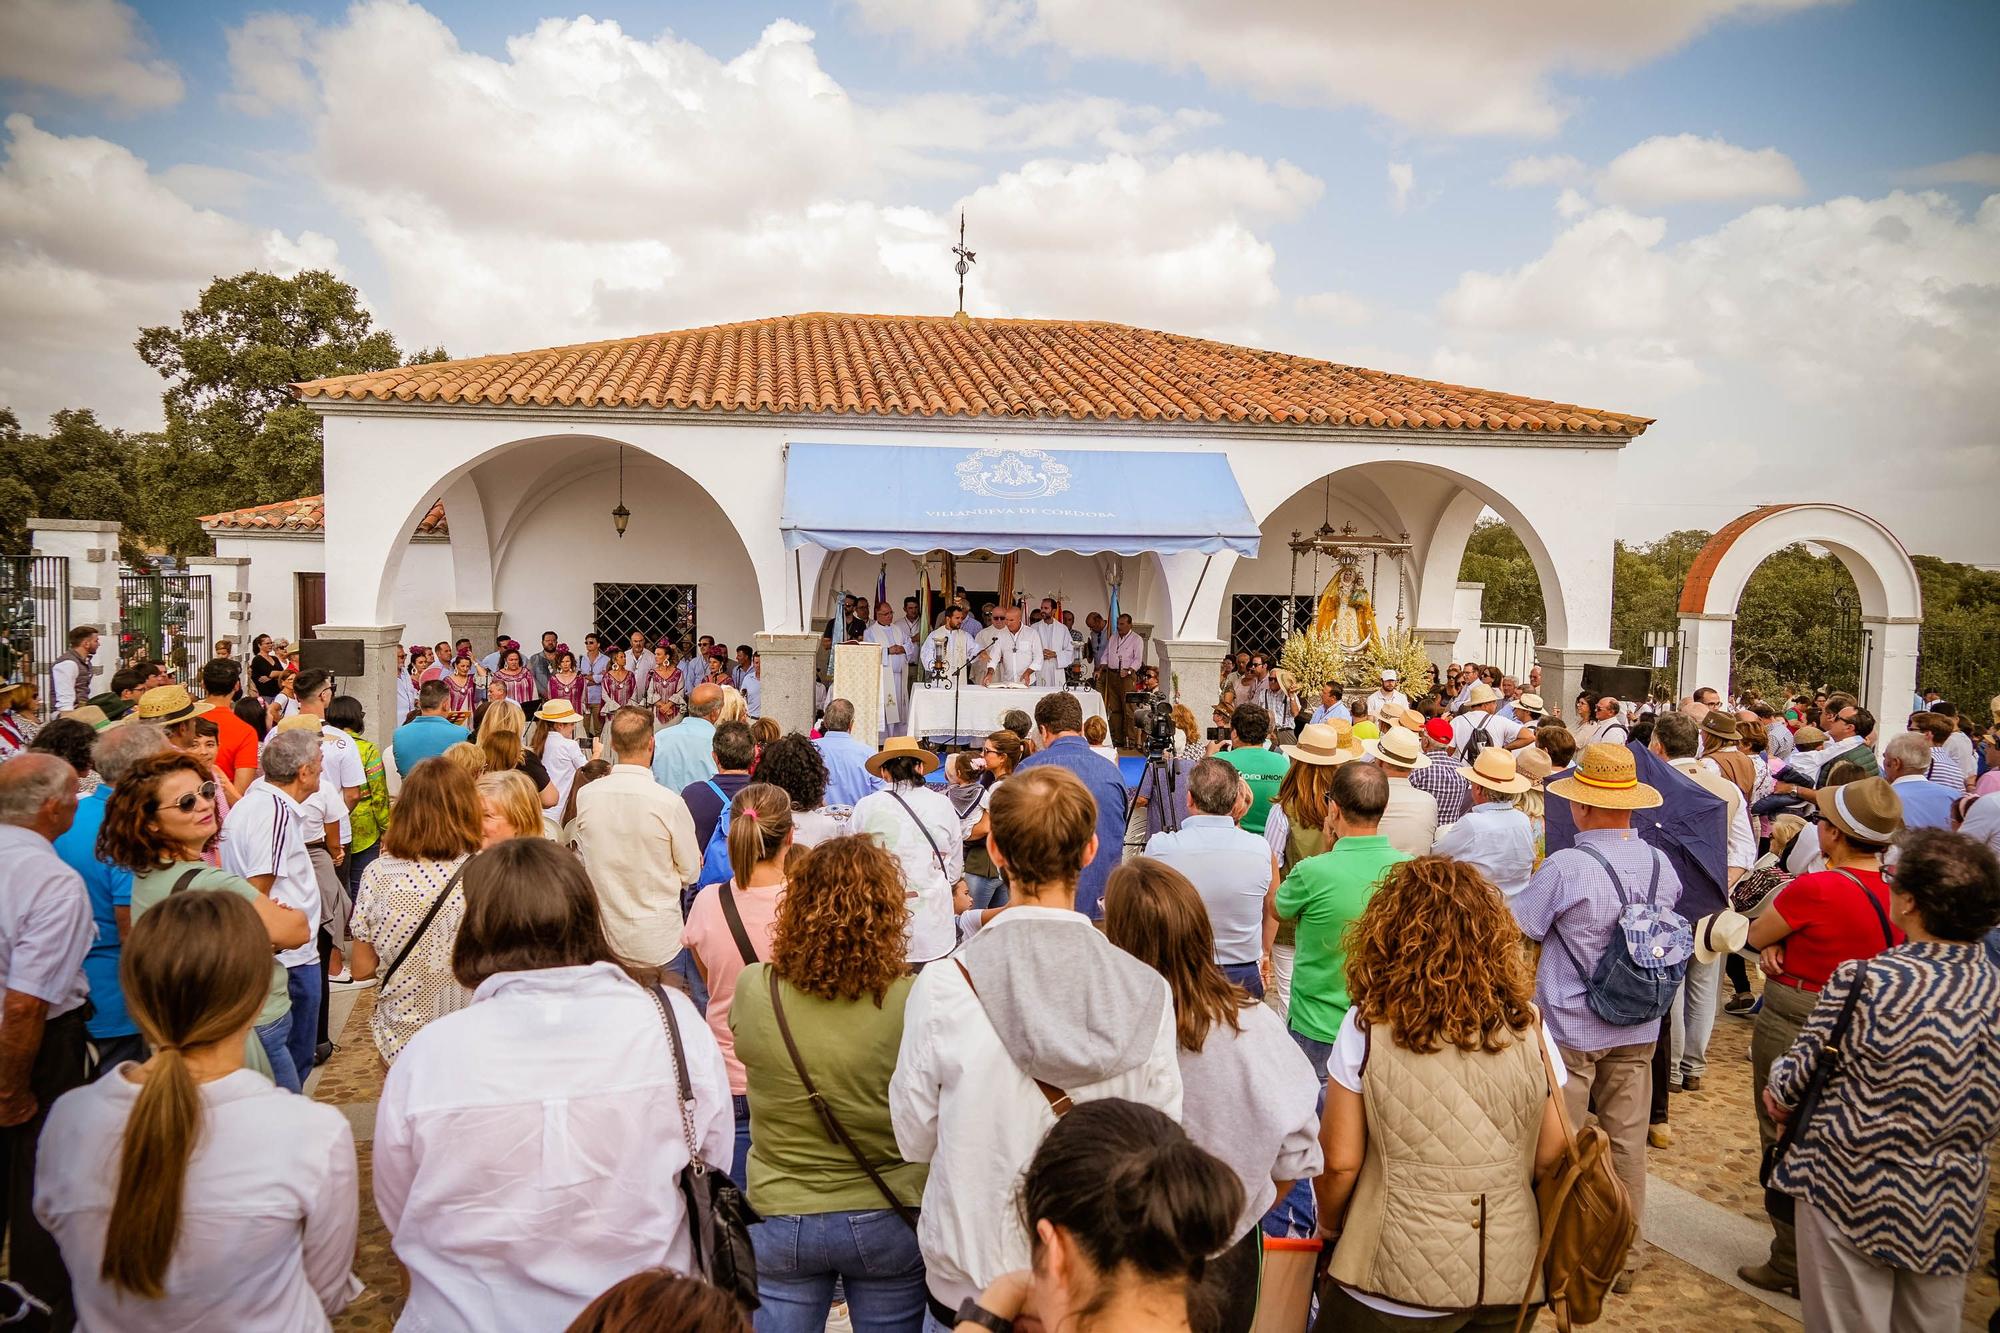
[[220, 781, 321, 968], [1927, 746, 1966, 790]]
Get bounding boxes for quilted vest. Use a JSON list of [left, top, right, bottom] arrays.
[[1330, 1023, 1548, 1311]]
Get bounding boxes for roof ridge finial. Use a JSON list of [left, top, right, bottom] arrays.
[[953, 210, 976, 322]]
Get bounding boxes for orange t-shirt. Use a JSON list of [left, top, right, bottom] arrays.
[[208, 703, 260, 783]]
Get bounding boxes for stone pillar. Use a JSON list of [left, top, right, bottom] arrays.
[[1157, 638, 1230, 734], [1414, 627, 1460, 681], [755, 631, 821, 736], [28, 518, 122, 694], [445, 610, 502, 656], [1677, 613, 1735, 702], [1862, 617, 1920, 744], [186, 555, 250, 659], [1535, 645, 1623, 729], [314, 622, 406, 751]]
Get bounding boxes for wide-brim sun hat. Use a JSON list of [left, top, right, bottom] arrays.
[[135, 684, 197, 724], [864, 734, 941, 778], [1396, 710, 1426, 734], [60, 705, 113, 732], [1457, 682, 1500, 712], [1700, 710, 1742, 743], [1362, 727, 1430, 770], [1546, 741, 1663, 811], [1281, 722, 1361, 767], [1515, 746, 1554, 783], [535, 700, 583, 725], [1692, 910, 1751, 964], [1814, 777, 1903, 845], [1464, 746, 1532, 795], [1516, 693, 1546, 718]]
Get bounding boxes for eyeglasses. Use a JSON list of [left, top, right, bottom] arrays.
[[148, 782, 217, 815]]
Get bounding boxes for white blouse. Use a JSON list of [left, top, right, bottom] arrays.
[[35, 1067, 361, 1331], [373, 962, 734, 1333]]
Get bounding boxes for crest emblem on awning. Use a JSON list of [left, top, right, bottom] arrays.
[[955, 447, 1072, 501]]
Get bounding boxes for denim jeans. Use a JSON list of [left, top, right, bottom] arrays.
[[1669, 954, 1722, 1080], [1220, 960, 1265, 1000], [1288, 1026, 1333, 1082], [731, 1093, 751, 1194], [284, 963, 322, 1085], [964, 873, 1007, 910], [751, 1208, 926, 1333], [671, 947, 710, 1013], [258, 1011, 302, 1093]]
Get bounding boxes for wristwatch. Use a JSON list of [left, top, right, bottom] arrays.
[[954, 1297, 1014, 1332]]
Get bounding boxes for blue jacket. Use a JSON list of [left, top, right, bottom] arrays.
[[52, 787, 135, 1039], [1014, 735, 1130, 920]]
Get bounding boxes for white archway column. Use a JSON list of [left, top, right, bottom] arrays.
[[441, 474, 496, 630], [1679, 613, 1735, 700], [1155, 550, 1239, 643], [312, 620, 405, 751], [1158, 638, 1229, 734], [1414, 628, 1460, 678], [1864, 617, 1920, 735]]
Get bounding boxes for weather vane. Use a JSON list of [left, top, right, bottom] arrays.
[[953, 211, 976, 317]]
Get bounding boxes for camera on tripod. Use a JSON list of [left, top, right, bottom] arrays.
[[1127, 690, 1175, 756]]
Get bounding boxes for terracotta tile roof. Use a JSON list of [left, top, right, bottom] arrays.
[[199, 495, 447, 536], [292, 312, 1651, 437]]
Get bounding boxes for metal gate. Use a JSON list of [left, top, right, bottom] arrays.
[[0, 555, 69, 705], [593, 583, 698, 650], [1229, 594, 1315, 659], [1480, 623, 1537, 681], [118, 572, 212, 676]]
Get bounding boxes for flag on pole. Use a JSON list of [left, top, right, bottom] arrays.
[[875, 561, 887, 614], [1107, 579, 1120, 638]]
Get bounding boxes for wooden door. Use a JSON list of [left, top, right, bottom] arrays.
[[296, 572, 326, 640]]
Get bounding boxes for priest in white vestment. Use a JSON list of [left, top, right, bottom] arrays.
[[979, 605, 1041, 686], [1028, 599, 1075, 687], [861, 602, 913, 735], [923, 606, 980, 680]]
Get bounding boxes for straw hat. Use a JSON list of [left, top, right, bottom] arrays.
[[135, 684, 197, 724], [1281, 722, 1361, 767], [1692, 910, 1750, 965], [274, 715, 323, 734], [535, 699, 584, 725], [1814, 777, 1903, 845], [864, 734, 940, 778], [1516, 693, 1546, 718], [1457, 682, 1500, 712], [59, 705, 114, 732], [1515, 746, 1553, 783], [1362, 726, 1430, 771], [1464, 746, 1532, 795], [1395, 709, 1426, 734], [1546, 741, 1663, 810], [1700, 711, 1741, 743]]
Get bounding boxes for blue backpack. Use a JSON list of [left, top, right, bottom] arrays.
[[682, 779, 735, 917], [1553, 845, 1691, 1027]]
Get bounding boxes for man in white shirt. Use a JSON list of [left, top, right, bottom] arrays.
[[49, 626, 100, 713], [1361, 669, 1408, 723], [1027, 598, 1074, 687], [0, 752, 94, 1325], [899, 597, 924, 655], [1433, 748, 1535, 896], [978, 605, 1040, 687], [922, 606, 979, 680], [1094, 613, 1145, 748], [1578, 694, 1632, 748], [571, 707, 701, 968], [626, 631, 657, 689], [1361, 726, 1438, 856], [1960, 790, 2000, 858], [1450, 682, 1526, 757], [222, 728, 326, 1091], [861, 602, 913, 736], [891, 766, 1181, 1320], [1651, 713, 1752, 1095]]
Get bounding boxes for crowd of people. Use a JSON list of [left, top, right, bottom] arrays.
[[0, 613, 1998, 1333]]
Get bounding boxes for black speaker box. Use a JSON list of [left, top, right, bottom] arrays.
[[299, 638, 366, 678], [1581, 662, 1651, 700]]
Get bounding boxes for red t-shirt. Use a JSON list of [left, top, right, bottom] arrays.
[[208, 704, 260, 784], [1772, 866, 1902, 988]]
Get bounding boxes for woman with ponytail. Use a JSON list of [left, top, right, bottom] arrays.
[[34, 891, 361, 1328], [958, 1099, 1242, 1333], [682, 781, 793, 1190]]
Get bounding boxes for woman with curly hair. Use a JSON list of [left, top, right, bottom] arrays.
[[1104, 857, 1320, 1333], [1314, 855, 1570, 1330], [752, 731, 846, 846], [727, 836, 926, 1331]]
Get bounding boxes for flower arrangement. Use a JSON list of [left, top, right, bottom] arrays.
[[1365, 628, 1437, 694], [1277, 628, 1347, 694]]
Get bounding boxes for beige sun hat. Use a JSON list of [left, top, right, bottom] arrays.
[[1457, 682, 1500, 712], [1464, 746, 1532, 795], [135, 684, 198, 724], [864, 734, 941, 778], [1692, 910, 1751, 964], [1516, 692, 1546, 718], [1281, 721, 1361, 767], [1515, 746, 1554, 783], [535, 699, 584, 725], [1362, 726, 1430, 771], [1546, 741, 1663, 811]]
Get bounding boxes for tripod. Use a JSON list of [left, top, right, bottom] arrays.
[[1135, 747, 1185, 837]]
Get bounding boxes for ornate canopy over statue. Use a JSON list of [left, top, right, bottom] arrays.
[[1285, 485, 1413, 689]]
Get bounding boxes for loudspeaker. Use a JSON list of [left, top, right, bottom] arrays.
[[300, 638, 366, 678], [1581, 663, 1651, 701]]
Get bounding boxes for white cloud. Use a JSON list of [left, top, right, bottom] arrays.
[[236, 2, 1318, 357], [1388, 162, 1415, 213], [1897, 151, 2000, 188], [1556, 187, 1592, 218], [1295, 290, 1373, 326], [224, 13, 319, 116], [849, 0, 1836, 137], [1596, 133, 1805, 207], [0, 116, 339, 429], [1437, 190, 2000, 560], [1500, 154, 1584, 188], [0, 0, 183, 110]]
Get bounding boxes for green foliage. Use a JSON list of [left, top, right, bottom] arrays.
[[1459, 519, 1546, 639], [0, 408, 157, 564]]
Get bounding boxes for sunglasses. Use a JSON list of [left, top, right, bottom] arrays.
[[148, 781, 217, 815]]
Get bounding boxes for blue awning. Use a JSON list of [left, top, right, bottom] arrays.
[[780, 442, 1260, 557]]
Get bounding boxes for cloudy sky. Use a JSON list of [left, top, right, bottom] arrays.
[[2, 0, 1996, 560]]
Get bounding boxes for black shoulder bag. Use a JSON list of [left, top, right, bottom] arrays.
[[1759, 971, 1867, 1225], [646, 984, 761, 1310], [766, 968, 918, 1229], [168, 867, 205, 895], [381, 863, 469, 988]]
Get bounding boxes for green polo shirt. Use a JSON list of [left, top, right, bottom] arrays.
[[1275, 834, 1410, 1042], [1218, 745, 1289, 834]]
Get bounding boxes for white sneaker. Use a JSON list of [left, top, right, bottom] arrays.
[[328, 971, 377, 989]]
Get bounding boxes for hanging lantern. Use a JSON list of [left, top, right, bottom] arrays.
[[612, 446, 630, 538]]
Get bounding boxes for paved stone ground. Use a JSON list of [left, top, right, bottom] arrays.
[[317, 985, 1999, 1332]]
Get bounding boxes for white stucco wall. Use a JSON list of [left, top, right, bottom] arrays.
[[213, 532, 453, 645]]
